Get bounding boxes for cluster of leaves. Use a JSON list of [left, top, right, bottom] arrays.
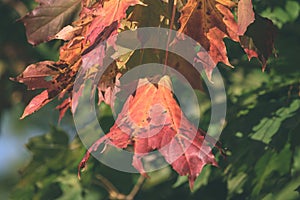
[[219, 67, 300, 198], [14, 0, 275, 118], [13, 0, 300, 198], [14, 0, 276, 120], [12, 69, 300, 199]]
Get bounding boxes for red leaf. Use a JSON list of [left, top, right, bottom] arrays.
[[56, 97, 71, 122], [71, 0, 145, 112], [11, 61, 58, 90], [178, 0, 238, 79], [178, 0, 276, 78], [237, 0, 255, 35], [21, 90, 52, 119], [17, 0, 143, 119], [83, 0, 146, 46], [12, 60, 73, 119], [78, 76, 217, 189]]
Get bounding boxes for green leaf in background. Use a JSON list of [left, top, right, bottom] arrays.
[[261, 1, 300, 28], [10, 127, 103, 200], [251, 99, 300, 144]]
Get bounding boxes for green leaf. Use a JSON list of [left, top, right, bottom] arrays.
[[252, 143, 292, 196], [261, 1, 300, 28], [227, 172, 247, 195], [56, 172, 103, 200], [10, 127, 85, 199], [251, 99, 300, 144]]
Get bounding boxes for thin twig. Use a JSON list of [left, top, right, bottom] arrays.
[[95, 174, 121, 198], [95, 174, 146, 200], [126, 176, 146, 200]]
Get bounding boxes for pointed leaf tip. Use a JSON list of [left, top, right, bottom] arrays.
[[78, 151, 91, 180], [20, 90, 52, 119], [79, 76, 218, 187]]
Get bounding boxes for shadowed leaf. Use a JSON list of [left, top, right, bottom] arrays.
[[178, 0, 238, 79], [11, 61, 58, 90], [21, 0, 82, 45], [240, 14, 277, 71]]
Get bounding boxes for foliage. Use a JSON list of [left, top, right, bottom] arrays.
[[5, 0, 300, 199]]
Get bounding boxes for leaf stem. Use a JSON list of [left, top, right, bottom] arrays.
[[95, 174, 146, 200], [126, 175, 146, 200], [95, 174, 120, 196]]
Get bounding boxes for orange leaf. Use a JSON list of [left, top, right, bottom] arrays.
[[16, 0, 144, 120], [83, 0, 146, 46], [78, 75, 217, 189]]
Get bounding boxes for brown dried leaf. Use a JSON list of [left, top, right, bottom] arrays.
[[21, 0, 81, 45], [12, 61, 58, 90]]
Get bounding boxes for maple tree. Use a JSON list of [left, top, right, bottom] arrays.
[[11, 0, 281, 195]]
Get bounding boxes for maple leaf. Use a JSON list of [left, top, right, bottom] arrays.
[[15, 0, 144, 119], [11, 61, 70, 119], [68, 0, 146, 110], [236, 0, 276, 70], [178, 0, 239, 79], [78, 75, 218, 189], [240, 14, 276, 71], [20, 90, 52, 119], [177, 0, 276, 79], [11, 61, 58, 90], [80, 0, 146, 46], [21, 0, 81, 45]]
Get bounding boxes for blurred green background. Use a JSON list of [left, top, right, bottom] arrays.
[[0, 0, 299, 199]]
